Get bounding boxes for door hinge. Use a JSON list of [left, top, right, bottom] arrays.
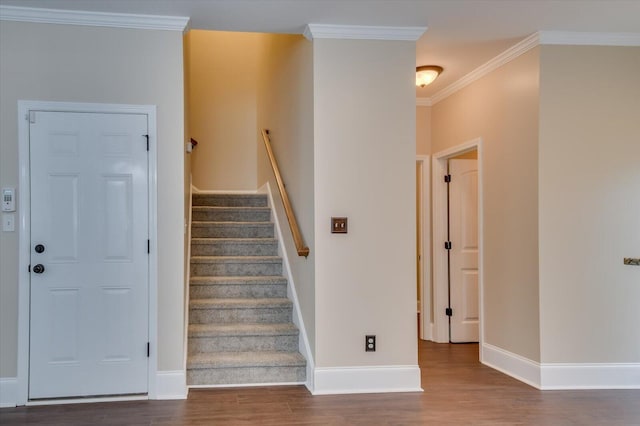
[[28, 264, 31, 273], [29, 111, 36, 124], [444, 174, 451, 183], [147, 239, 150, 254], [444, 241, 452, 250], [445, 307, 453, 317], [147, 342, 150, 358], [143, 134, 149, 151]]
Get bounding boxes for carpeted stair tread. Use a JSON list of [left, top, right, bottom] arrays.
[[193, 193, 268, 207], [191, 222, 275, 239], [191, 255, 281, 263], [190, 238, 279, 256], [190, 298, 292, 309], [190, 256, 282, 277], [192, 206, 271, 212], [191, 237, 278, 244], [192, 206, 271, 221], [190, 276, 287, 285], [192, 220, 273, 226], [188, 351, 306, 369], [189, 276, 288, 299], [192, 221, 273, 226], [189, 323, 298, 337]]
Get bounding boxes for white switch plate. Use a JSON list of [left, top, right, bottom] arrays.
[[2, 213, 15, 232]]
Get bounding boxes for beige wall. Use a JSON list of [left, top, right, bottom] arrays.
[[0, 21, 186, 376], [416, 105, 431, 155], [256, 34, 316, 355], [313, 39, 418, 367], [432, 48, 541, 361], [188, 30, 263, 190], [539, 45, 640, 363], [184, 31, 193, 327]]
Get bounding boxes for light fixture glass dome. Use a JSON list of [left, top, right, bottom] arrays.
[[416, 65, 443, 87]]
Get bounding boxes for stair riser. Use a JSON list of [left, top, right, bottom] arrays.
[[190, 284, 287, 299], [192, 209, 271, 222], [193, 195, 268, 207], [191, 242, 278, 257], [191, 224, 274, 239], [191, 262, 282, 277], [190, 307, 292, 324], [187, 366, 305, 385], [188, 335, 299, 354]]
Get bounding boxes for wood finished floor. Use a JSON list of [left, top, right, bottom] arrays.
[[2, 340, 639, 425]]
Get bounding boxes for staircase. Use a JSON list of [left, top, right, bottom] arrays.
[[187, 193, 306, 386]]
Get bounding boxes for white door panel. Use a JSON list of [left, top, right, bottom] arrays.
[[461, 270, 479, 321], [449, 159, 479, 343], [29, 111, 149, 399]]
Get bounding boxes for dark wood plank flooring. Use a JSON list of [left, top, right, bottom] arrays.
[[2, 340, 639, 425]]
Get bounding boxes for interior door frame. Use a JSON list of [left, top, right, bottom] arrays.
[[16, 101, 158, 405], [416, 155, 431, 341], [431, 138, 483, 354]]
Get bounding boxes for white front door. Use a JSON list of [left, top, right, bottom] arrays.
[[449, 159, 479, 343], [29, 111, 149, 399]]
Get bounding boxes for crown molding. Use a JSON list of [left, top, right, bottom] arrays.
[[431, 30, 640, 105], [0, 5, 190, 32], [416, 98, 432, 107], [431, 32, 540, 105], [304, 24, 426, 41], [539, 31, 640, 46]]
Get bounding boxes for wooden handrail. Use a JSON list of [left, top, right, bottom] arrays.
[[261, 129, 309, 257]]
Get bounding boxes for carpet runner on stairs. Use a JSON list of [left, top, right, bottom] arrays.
[[187, 193, 306, 386]]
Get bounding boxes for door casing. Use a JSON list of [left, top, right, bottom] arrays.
[[416, 155, 431, 341], [431, 138, 484, 353], [16, 101, 158, 405]]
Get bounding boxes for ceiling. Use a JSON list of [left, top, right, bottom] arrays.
[[2, 0, 639, 97]]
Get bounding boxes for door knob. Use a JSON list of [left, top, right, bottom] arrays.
[[35, 244, 45, 253], [33, 264, 45, 274]]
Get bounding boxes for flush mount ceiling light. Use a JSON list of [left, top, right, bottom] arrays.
[[416, 65, 443, 87]]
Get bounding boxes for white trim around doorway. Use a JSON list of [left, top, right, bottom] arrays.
[[416, 155, 431, 341], [16, 100, 158, 406], [430, 139, 483, 351]]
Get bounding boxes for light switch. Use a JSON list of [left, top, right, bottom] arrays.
[[3, 213, 15, 232], [331, 217, 347, 234]]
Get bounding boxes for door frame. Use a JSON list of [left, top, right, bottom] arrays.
[[16, 101, 158, 405], [416, 155, 431, 341], [431, 138, 483, 353]]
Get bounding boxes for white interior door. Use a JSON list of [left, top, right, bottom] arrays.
[[29, 111, 149, 399], [449, 159, 479, 343]]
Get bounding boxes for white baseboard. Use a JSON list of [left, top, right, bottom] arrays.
[[0, 378, 18, 408], [155, 371, 187, 400], [189, 381, 305, 389], [26, 395, 147, 406], [541, 363, 640, 390], [312, 365, 422, 395], [482, 343, 640, 390], [481, 343, 541, 388], [1, 373, 188, 406]]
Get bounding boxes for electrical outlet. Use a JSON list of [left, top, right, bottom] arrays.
[[365, 335, 376, 352]]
